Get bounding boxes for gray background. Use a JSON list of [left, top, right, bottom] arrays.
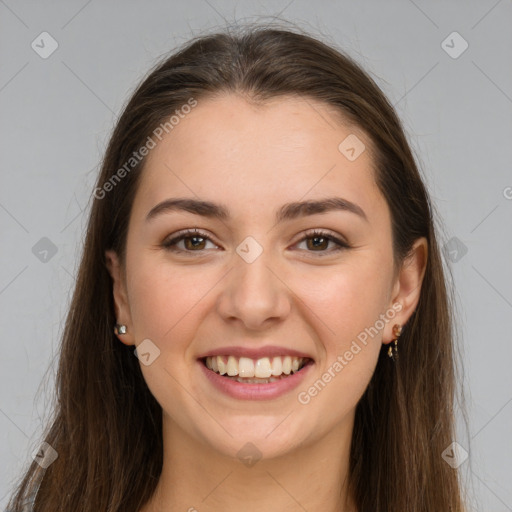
[[1, 1, 511, 510]]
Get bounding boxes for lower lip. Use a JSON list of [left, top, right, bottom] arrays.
[[198, 359, 314, 401]]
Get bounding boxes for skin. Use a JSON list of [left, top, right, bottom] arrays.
[[106, 93, 427, 512]]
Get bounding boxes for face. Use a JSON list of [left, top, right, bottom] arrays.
[[106, 93, 426, 460]]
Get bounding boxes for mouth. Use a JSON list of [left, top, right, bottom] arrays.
[[200, 355, 314, 384]]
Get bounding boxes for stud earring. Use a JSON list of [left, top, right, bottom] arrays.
[[114, 323, 127, 335], [388, 324, 402, 361]]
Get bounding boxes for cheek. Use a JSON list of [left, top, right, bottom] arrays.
[[325, 264, 392, 397], [294, 268, 386, 420], [292, 257, 390, 400], [125, 257, 209, 408], [294, 257, 392, 344], [127, 246, 204, 314]]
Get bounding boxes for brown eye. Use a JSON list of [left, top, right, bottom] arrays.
[[295, 230, 350, 256], [306, 235, 329, 251], [162, 229, 217, 253]]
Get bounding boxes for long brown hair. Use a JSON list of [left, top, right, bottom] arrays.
[[7, 22, 466, 511]]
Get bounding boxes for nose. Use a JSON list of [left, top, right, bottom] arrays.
[[216, 246, 291, 331]]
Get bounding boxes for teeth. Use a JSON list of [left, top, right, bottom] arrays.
[[217, 357, 227, 375], [255, 357, 272, 378], [204, 355, 308, 378], [238, 357, 255, 377], [271, 356, 282, 376], [230, 375, 283, 384], [227, 356, 238, 376], [282, 356, 292, 375]]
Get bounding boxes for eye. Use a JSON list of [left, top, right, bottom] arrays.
[[161, 229, 218, 254], [161, 228, 350, 257], [294, 229, 350, 256]]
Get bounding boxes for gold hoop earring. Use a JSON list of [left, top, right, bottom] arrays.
[[388, 324, 402, 361]]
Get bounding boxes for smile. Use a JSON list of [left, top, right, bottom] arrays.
[[199, 354, 314, 400], [203, 355, 310, 383]]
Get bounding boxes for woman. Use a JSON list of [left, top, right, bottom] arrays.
[[7, 23, 466, 511]]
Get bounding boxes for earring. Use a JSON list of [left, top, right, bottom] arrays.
[[388, 324, 402, 361], [114, 323, 127, 335]]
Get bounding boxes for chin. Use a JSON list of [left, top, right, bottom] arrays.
[[197, 414, 313, 462]]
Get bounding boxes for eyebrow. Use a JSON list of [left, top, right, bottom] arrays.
[[145, 196, 368, 224]]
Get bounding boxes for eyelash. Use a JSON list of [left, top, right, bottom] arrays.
[[161, 228, 350, 257]]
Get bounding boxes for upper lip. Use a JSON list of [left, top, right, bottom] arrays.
[[197, 345, 314, 361]]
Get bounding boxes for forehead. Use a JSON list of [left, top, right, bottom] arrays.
[[134, 93, 385, 224]]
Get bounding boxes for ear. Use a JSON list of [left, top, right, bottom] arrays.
[[383, 237, 428, 345], [105, 249, 135, 346]]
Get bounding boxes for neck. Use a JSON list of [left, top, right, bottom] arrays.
[[141, 411, 357, 512]]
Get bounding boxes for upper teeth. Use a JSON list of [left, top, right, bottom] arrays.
[[205, 355, 306, 378]]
